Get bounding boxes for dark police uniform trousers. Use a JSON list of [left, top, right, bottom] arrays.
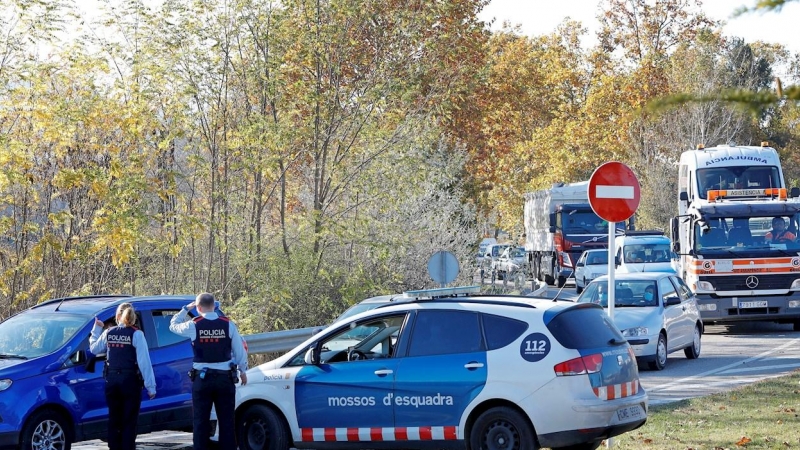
[[105, 326, 143, 450], [192, 316, 236, 450]]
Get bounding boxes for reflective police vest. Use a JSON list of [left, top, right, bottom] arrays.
[[192, 317, 232, 363], [106, 326, 138, 370]]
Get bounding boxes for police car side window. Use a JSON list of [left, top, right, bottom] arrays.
[[407, 310, 483, 357], [482, 314, 528, 350]]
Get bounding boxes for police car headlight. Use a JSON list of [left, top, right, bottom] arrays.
[[697, 303, 717, 311], [0, 379, 12, 391], [789, 300, 800, 308], [791, 280, 800, 289], [697, 281, 714, 290], [621, 327, 648, 337]]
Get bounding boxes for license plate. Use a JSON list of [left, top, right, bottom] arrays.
[[616, 405, 644, 422], [739, 301, 768, 308]]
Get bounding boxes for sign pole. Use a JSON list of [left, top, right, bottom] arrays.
[[608, 222, 615, 321], [587, 161, 641, 450]]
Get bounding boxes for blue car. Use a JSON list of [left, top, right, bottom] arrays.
[[0, 294, 215, 450]]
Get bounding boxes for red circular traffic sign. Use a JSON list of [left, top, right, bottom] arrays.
[[588, 162, 640, 222]]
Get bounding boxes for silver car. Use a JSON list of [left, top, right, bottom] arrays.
[[493, 246, 526, 280], [574, 249, 609, 294], [576, 272, 703, 371]]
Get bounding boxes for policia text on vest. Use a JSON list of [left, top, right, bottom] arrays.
[[89, 302, 157, 450], [169, 292, 248, 450]]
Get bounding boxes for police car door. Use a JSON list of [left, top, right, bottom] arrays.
[[393, 309, 487, 435], [295, 313, 406, 431]]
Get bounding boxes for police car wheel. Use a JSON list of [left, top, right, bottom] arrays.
[[237, 404, 289, 450], [20, 408, 72, 450], [469, 406, 537, 450]]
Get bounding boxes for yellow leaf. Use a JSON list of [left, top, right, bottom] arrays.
[[736, 436, 752, 446]]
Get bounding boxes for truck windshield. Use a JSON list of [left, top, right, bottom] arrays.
[[0, 313, 90, 359], [693, 214, 800, 254], [562, 211, 624, 233], [697, 166, 782, 198]]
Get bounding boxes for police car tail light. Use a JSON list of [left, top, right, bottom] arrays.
[[553, 353, 603, 376]]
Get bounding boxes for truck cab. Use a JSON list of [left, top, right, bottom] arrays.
[[678, 143, 789, 216]]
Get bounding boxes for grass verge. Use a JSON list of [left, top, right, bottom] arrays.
[[597, 370, 800, 449]]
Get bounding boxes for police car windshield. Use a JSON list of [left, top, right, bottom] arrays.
[[0, 313, 89, 359]]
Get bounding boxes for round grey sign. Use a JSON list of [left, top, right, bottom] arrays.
[[427, 251, 459, 286]]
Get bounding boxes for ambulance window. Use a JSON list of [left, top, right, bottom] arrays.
[[482, 314, 528, 350], [408, 310, 483, 357]]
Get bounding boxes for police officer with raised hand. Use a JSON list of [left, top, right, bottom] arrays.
[[169, 292, 248, 450], [89, 302, 156, 450]]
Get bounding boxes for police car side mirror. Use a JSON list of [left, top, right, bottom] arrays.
[[614, 256, 621, 267], [664, 296, 681, 307], [304, 346, 320, 365]]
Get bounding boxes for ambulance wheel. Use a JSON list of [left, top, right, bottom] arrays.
[[20, 408, 72, 450], [470, 406, 538, 450], [237, 404, 289, 450]]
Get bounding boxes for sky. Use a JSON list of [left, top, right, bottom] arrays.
[[478, 0, 800, 57]]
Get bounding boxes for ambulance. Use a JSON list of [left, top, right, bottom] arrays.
[[672, 143, 800, 329]]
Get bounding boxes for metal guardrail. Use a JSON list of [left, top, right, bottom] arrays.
[[242, 282, 550, 356], [243, 326, 319, 355]]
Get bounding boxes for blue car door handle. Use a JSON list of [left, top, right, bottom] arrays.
[[374, 369, 394, 377], [464, 362, 485, 370]]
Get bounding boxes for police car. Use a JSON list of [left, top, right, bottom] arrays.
[[233, 286, 648, 450], [0, 295, 220, 450]]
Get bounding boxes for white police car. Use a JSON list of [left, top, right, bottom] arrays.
[[233, 286, 647, 450]]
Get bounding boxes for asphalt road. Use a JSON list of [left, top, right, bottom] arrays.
[[74, 279, 800, 449]]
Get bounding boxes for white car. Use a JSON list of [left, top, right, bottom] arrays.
[[613, 234, 678, 275], [576, 273, 703, 371], [574, 249, 609, 294], [493, 246, 526, 280], [232, 286, 648, 450]]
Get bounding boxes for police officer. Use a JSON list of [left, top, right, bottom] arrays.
[[169, 292, 248, 450], [89, 302, 156, 450]]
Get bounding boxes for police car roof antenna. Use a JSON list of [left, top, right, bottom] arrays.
[[551, 267, 574, 302]]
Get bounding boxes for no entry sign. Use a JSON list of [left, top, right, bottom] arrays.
[[588, 162, 640, 222]]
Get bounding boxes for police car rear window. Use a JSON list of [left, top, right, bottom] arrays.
[[546, 308, 624, 349], [482, 314, 528, 350]]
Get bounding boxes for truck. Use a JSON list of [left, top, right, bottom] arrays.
[[523, 181, 634, 287], [671, 143, 800, 329]]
